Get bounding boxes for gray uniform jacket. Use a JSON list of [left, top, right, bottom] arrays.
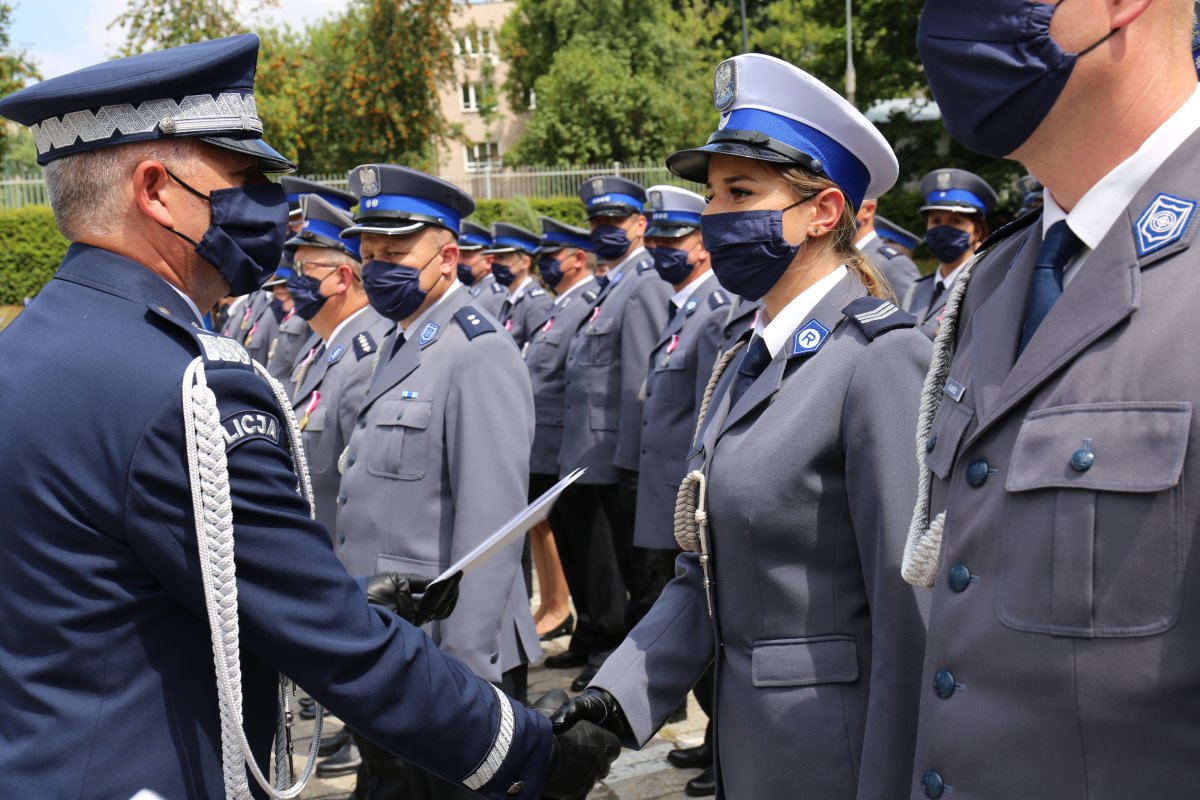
[[633, 273, 731, 549], [290, 307, 390, 532], [266, 308, 311, 383], [593, 273, 930, 799], [469, 274, 508, 318], [861, 234, 920, 301], [335, 288, 540, 682], [220, 294, 249, 339], [499, 280, 554, 350], [903, 274, 950, 340], [718, 295, 760, 354], [524, 276, 600, 476], [241, 291, 280, 366], [559, 248, 672, 482], [910, 135, 1200, 799]]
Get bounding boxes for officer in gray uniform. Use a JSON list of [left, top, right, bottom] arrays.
[[280, 175, 356, 226], [854, 197, 921, 299], [1016, 172, 1044, 216], [459, 221, 508, 317], [553, 174, 672, 688], [240, 286, 279, 364], [263, 262, 312, 383], [487, 222, 554, 348], [904, 4, 1200, 798], [334, 164, 541, 798], [874, 214, 922, 258], [903, 168, 997, 339], [551, 53, 930, 799]]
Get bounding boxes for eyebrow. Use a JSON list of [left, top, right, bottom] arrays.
[[706, 174, 757, 189]]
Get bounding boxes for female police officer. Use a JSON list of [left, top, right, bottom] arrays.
[[550, 54, 931, 798]]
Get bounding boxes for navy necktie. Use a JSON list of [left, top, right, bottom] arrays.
[[667, 301, 678, 323], [1018, 220, 1084, 356], [390, 330, 406, 358], [926, 280, 946, 319], [730, 336, 772, 407]]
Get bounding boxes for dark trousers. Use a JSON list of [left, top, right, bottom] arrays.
[[595, 482, 666, 629], [352, 665, 529, 799], [544, 478, 626, 665]]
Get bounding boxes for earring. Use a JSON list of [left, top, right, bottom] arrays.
[[810, 227, 821, 236]]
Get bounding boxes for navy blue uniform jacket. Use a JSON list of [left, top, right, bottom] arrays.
[[0, 245, 552, 800]]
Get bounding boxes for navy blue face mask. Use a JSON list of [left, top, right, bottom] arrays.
[[362, 251, 440, 322], [457, 263, 477, 286], [162, 169, 289, 296], [651, 243, 696, 285], [537, 255, 566, 289], [925, 225, 975, 264], [590, 224, 633, 261], [286, 270, 335, 321], [268, 297, 287, 324], [491, 260, 518, 287], [917, 0, 1119, 158], [700, 199, 807, 302]]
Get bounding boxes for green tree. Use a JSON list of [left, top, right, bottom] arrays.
[[109, 0, 279, 55], [0, 3, 39, 162]]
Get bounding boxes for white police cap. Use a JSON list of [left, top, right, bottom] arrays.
[[645, 185, 706, 238]]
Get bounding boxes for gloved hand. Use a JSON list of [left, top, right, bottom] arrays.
[[365, 571, 460, 625], [532, 689, 623, 800], [549, 687, 628, 738], [616, 467, 639, 513]]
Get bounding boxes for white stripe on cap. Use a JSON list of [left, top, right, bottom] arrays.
[[462, 683, 516, 791], [31, 92, 261, 156]]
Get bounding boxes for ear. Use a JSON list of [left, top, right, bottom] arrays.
[[631, 214, 647, 238], [1110, 0, 1154, 30], [855, 199, 877, 226], [439, 241, 459, 276], [331, 263, 355, 295], [809, 187, 846, 236], [132, 159, 179, 229]]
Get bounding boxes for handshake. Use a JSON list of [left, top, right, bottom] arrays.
[[366, 572, 628, 798]]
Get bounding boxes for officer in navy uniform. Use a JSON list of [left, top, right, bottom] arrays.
[[0, 35, 617, 800], [902, 168, 997, 339], [550, 175, 673, 691], [334, 164, 544, 800], [459, 220, 508, 317], [905, 3, 1200, 798], [262, 260, 312, 383], [487, 222, 554, 348], [874, 215, 922, 258], [854, 197, 921, 299], [550, 53, 930, 799]]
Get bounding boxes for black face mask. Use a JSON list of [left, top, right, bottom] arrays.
[[161, 169, 289, 296]]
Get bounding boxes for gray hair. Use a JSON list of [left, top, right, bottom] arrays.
[[42, 140, 204, 241]]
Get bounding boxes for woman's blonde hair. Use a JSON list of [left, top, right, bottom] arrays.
[[775, 165, 895, 302]]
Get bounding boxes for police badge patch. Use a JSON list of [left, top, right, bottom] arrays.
[[221, 409, 281, 452], [358, 166, 380, 197], [790, 319, 831, 357], [1134, 193, 1196, 258]]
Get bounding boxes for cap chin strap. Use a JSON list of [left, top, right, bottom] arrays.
[[182, 356, 323, 799], [706, 128, 826, 176]]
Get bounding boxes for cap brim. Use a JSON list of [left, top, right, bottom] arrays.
[[920, 202, 984, 215], [585, 205, 640, 219], [340, 220, 427, 239], [645, 224, 697, 239], [200, 135, 296, 174], [666, 142, 793, 184]]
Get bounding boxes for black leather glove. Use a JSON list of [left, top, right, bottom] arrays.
[[616, 467, 639, 513], [365, 572, 461, 625], [532, 690, 622, 800], [549, 687, 628, 738]]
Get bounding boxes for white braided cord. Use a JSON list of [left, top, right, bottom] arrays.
[[462, 683, 516, 790], [900, 253, 981, 587], [182, 357, 323, 799]]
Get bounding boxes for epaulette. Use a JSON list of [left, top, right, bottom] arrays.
[[637, 260, 655, 274], [453, 305, 497, 340], [529, 287, 547, 298], [877, 244, 902, 259], [353, 331, 377, 360], [150, 305, 254, 369], [583, 289, 599, 303], [841, 297, 916, 340], [708, 289, 730, 310], [490, 282, 506, 294], [980, 207, 1042, 251]]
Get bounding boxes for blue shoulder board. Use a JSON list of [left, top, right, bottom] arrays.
[[708, 289, 730, 310], [150, 305, 254, 370], [841, 297, 916, 340], [877, 244, 902, 259], [353, 331, 377, 360], [453, 305, 497, 340], [636, 260, 654, 274]]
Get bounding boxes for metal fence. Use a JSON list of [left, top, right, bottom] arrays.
[[0, 177, 48, 209]]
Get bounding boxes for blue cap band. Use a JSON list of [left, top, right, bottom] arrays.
[[924, 188, 987, 212], [459, 232, 491, 248], [541, 231, 592, 251], [274, 265, 295, 279], [586, 192, 644, 212], [359, 193, 462, 234], [723, 107, 870, 210], [493, 235, 537, 252], [650, 209, 702, 226]]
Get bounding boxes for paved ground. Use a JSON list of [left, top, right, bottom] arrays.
[[295, 617, 705, 799]]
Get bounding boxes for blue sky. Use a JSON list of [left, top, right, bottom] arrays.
[[10, 0, 349, 80]]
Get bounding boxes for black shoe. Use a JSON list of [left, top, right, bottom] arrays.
[[316, 741, 361, 778], [544, 650, 587, 669], [685, 764, 716, 797], [538, 613, 575, 642], [570, 665, 599, 693], [666, 703, 688, 724], [299, 696, 315, 710], [299, 702, 318, 720], [318, 729, 351, 757], [667, 740, 713, 769]]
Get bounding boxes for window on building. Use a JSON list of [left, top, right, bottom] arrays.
[[460, 83, 495, 112], [454, 28, 497, 62], [526, 88, 537, 110], [464, 141, 501, 172]]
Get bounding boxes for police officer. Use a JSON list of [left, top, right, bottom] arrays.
[[262, 261, 312, 383], [1016, 173, 1045, 216], [334, 164, 543, 799], [553, 175, 673, 689], [487, 221, 554, 348], [903, 168, 997, 339], [459, 220, 508, 316], [874, 214, 922, 258], [551, 53, 930, 799], [0, 35, 617, 800], [854, 197, 921, 299], [905, 2, 1200, 797], [280, 175, 356, 226]]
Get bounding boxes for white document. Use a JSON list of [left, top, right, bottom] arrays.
[[430, 468, 586, 585]]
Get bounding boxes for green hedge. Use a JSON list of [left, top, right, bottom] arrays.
[[469, 197, 589, 231], [0, 206, 69, 305]]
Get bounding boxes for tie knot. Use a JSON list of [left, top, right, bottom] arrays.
[[1037, 220, 1084, 272], [737, 336, 772, 380]]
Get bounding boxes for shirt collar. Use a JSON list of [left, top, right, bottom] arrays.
[[166, 281, 204, 325], [554, 276, 593, 304], [670, 269, 713, 308], [606, 246, 648, 278], [509, 275, 534, 300], [754, 265, 847, 358], [1044, 84, 1200, 250], [855, 230, 878, 250], [400, 279, 461, 335], [936, 261, 966, 291], [324, 305, 368, 345]]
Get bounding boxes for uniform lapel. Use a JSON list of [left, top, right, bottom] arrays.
[[362, 289, 469, 410], [291, 330, 325, 404]]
